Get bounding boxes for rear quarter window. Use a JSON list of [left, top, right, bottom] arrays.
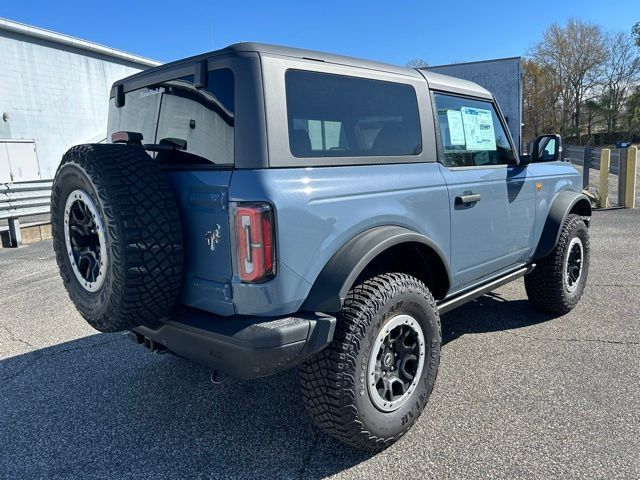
[[285, 70, 422, 159]]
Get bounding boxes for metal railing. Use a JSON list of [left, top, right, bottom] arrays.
[[564, 145, 638, 208], [564, 145, 620, 176], [0, 179, 52, 247]]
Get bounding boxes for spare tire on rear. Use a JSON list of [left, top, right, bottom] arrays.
[[51, 144, 183, 332]]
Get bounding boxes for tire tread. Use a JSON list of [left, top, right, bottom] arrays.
[[525, 213, 589, 314], [51, 144, 183, 332], [299, 273, 440, 451]]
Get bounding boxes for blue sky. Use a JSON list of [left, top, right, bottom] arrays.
[[2, 1, 638, 66]]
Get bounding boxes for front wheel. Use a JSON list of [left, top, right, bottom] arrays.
[[299, 273, 441, 451], [525, 213, 590, 314]]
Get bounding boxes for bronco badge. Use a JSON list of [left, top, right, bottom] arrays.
[[205, 224, 221, 252]]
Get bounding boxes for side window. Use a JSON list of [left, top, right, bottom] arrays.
[[433, 93, 515, 167], [285, 70, 422, 158]]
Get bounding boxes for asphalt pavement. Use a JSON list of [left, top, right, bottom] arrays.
[[1, 209, 639, 479]]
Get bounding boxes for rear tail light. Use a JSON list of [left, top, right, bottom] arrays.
[[234, 203, 275, 283]]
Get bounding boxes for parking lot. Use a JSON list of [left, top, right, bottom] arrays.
[[1, 209, 639, 479]]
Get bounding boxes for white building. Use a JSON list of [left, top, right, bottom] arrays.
[[0, 18, 160, 181]]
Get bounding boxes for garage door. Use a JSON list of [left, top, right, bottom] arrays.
[[0, 140, 41, 183]]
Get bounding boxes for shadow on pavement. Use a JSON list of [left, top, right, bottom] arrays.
[[0, 334, 372, 479], [0, 292, 557, 479], [441, 292, 557, 346]]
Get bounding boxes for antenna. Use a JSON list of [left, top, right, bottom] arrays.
[[209, 19, 214, 50]]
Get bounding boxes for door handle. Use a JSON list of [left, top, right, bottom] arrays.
[[455, 193, 481, 205]]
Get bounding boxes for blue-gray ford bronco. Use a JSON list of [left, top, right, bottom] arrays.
[[51, 43, 591, 451]]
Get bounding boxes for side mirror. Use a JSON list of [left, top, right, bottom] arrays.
[[531, 134, 562, 163]]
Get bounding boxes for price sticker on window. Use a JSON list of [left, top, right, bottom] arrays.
[[461, 107, 496, 151]]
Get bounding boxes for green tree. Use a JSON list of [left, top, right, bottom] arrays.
[[633, 22, 640, 47], [582, 99, 602, 137], [625, 86, 640, 134]]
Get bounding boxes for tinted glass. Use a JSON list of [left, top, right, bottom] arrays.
[[107, 86, 161, 144], [285, 70, 422, 158], [108, 68, 234, 165], [433, 93, 515, 167]]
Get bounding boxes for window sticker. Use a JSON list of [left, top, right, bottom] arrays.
[[461, 107, 496, 151], [140, 87, 165, 98], [446, 110, 466, 146]]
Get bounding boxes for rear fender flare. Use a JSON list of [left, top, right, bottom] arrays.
[[302, 226, 451, 312]]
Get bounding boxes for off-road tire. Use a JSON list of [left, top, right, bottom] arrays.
[[299, 273, 441, 451], [525, 214, 589, 314], [51, 144, 183, 332]]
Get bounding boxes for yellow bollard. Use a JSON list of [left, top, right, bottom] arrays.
[[625, 146, 638, 209], [599, 149, 610, 208]]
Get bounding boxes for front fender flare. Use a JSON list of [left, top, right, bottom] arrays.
[[534, 191, 591, 260], [302, 226, 450, 313]]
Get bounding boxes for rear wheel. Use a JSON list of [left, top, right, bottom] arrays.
[[51, 144, 183, 332], [525, 214, 589, 314], [299, 273, 441, 451]]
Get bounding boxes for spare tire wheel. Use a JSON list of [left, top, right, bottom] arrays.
[[51, 144, 183, 332]]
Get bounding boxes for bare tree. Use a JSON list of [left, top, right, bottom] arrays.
[[522, 59, 560, 141], [532, 19, 607, 138], [597, 31, 640, 134], [633, 21, 640, 48], [406, 59, 429, 68]]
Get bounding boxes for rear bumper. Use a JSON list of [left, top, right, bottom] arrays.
[[132, 308, 336, 380]]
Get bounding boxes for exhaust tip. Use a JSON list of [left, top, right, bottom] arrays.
[[127, 332, 168, 354]]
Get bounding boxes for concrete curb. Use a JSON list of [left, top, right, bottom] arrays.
[[0, 222, 51, 248]]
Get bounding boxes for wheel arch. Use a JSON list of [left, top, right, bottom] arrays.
[[302, 226, 451, 313], [534, 190, 592, 260]]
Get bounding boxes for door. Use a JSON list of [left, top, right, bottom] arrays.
[[433, 93, 536, 290]]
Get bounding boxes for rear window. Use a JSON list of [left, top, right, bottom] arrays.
[[107, 68, 235, 166], [285, 70, 422, 158]]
